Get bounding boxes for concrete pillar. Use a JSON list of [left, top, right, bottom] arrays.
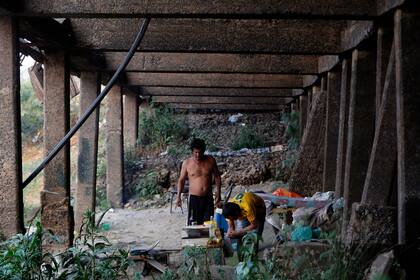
[[394, 9, 420, 245], [361, 45, 396, 206], [123, 90, 139, 149], [342, 49, 376, 234], [41, 50, 72, 251], [299, 94, 308, 139], [75, 72, 100, 230], [323, 70, 341, 192], [106, 85, 124, 208], [0, 16, 24, 237], [335, 59, 351, 198]]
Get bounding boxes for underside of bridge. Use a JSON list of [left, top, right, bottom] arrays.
[[0, 0, 419, 269]]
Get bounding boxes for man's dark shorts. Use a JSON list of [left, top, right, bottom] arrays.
[[188, 195, 214, 225]]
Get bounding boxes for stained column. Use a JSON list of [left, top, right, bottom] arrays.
[[0, 16, 24, 237], [75, 72, 100, 229], [41, 50, 72, 251]]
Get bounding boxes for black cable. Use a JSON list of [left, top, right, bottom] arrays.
[[22, 17, 151, 189]]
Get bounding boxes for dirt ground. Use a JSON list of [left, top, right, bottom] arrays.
[[101, 182, 278, 251]]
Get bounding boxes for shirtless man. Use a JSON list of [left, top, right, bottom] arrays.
[[176, 138, 221, 225]]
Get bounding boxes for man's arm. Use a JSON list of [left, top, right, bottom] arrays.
[[176, 161, 188, 207], [227, 218, 236, 236], [211, 157, 222, 205], [228, 220, 259, 238]]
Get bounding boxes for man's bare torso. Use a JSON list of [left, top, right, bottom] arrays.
[[184, 155, 215, 196]]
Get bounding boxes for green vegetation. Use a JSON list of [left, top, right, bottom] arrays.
[[20, 80, 43, 142], [133, 171, 161, 200], [138, 105, 189, 151], [0, 210, 130, 280], [231, 125, 265, 151]]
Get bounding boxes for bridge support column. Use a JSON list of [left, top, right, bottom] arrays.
[[361, 39, 396, 206], [123, 90, 139, 149], [323, 70, 341, 192], [335, 59, 351, 198], [106, 85, 124, 208], [394, 9, 420, 245], [342, 49, 376, 235], [0, 16, 24, 237], [41, 50, 72, 251], [75, 72, 100, 230], [299, 94, 308, 140]]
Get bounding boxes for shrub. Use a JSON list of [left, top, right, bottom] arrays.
[[133, 171, 161, 200], [231, 125, 265, 151], [138, 105, 189, 150], [20, 80, 43, 142]]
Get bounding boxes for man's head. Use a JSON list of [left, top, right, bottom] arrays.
[[222, 202, 241, 220], [190, 138, 206, 161]]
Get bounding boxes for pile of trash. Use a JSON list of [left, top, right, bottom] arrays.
[[260, 189, 343, 243]]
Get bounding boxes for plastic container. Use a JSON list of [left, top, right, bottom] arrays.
[[215, 208, 228, 233]]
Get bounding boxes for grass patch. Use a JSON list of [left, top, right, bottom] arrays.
[[231, 125, 265, 151]]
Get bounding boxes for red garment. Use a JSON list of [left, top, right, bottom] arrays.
[[272, 188, 302, 198]]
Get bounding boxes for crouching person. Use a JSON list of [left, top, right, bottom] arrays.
[[222, 192, 266, 258]]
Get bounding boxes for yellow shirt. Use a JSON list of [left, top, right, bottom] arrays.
[[229, 192, 265, 223]]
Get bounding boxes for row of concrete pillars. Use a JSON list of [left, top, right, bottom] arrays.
[[0, 16, 147, 250], [289, 9, 420, 245]]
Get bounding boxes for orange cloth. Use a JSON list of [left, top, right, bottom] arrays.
[[272, 188, 302, 198]]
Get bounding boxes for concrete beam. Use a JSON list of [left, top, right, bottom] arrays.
[[70, 18, 348, 54], [394, 9, 420, 245], [138, 87, 296, 97], [105, 85, 124, 208], [127, 73, 309, 88], [22, 0, 397, 18], [167, 103, 285, 111], [342, 49, 376, 235], [152, 95, 293, 104], [123, 91, 139, 148], [75, 72, 100, 231], [41, 50, 72, 252], [100, 52, 323, 74], [0, 16, 24, 237]]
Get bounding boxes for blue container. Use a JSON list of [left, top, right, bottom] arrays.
[[215, 212, 228, 233]]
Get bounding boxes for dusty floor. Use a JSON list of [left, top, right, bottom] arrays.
[[101, 195, 277, 252]]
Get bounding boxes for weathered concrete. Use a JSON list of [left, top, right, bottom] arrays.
[[123, 90, 139, 148], [361, 45, 396, 206], [75, 72, 100, 230], [41, 50, 72, 251], [167, 103, 285, 111], [106, 85, 124, 208], [22, 0, 379, 18], [71, 18, 346, 53], [139, 87, 295, 97], [299, 94, 308, 139], [335, 59, 351, 198], [394, 9, 420, 245], [323, 70, 341, 192], [342, 49, 376, 234], [0, 16, 24, 237], [289, 86, 326, 196], [127, 73, 311, 88], [104, 52, 322, 74], [346, 203, 397, 247], [153, 96, 293, 105]]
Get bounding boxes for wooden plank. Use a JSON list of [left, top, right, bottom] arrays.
[[100, 52, 322, 74], [127, 73, 309, 88], [22, 0, 377, 18], [152, 95, 292, 104], [70, 18, 346, 54], [137, 87, 295, 97]]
